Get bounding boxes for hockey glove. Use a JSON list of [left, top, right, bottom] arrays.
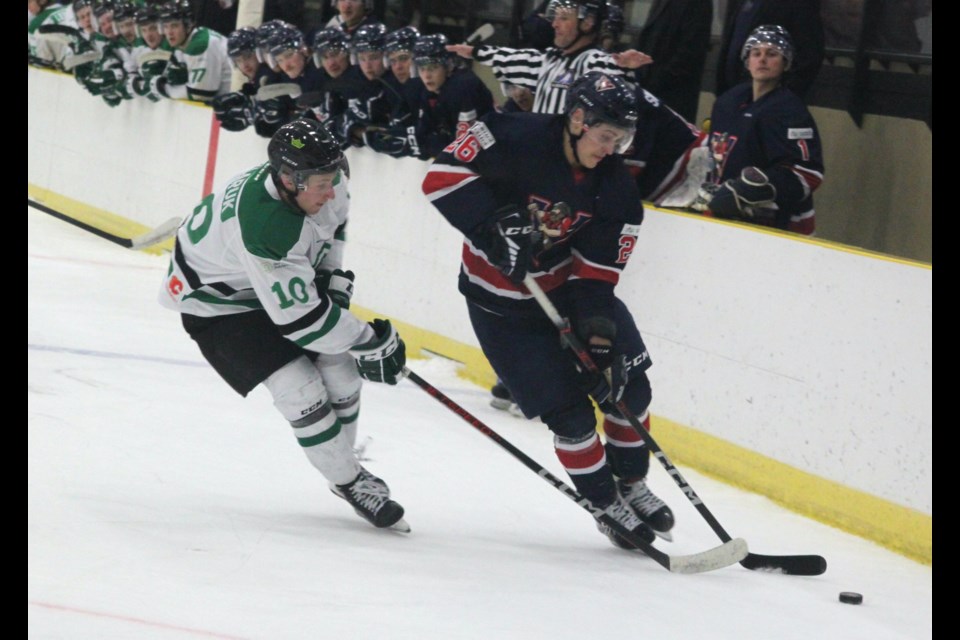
[[162, 57, 188, 86], [139, 58, 167, 80], [314, 269, 355, 309], [362, 126, 414, 158], [126, 74, 162, 102], [349, 319, 407, 385], [691, 181, 723, 213], [253, 97, 293, 137], [706, 166, 777, 220], [86, 66, 125, 94], [101, 91, 123, 107], [575, 317, 628, 415], [487, 204, 542, 284], [212, 92, 254, 132]]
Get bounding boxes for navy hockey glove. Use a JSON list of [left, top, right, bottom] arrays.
[[576, 317, 628, 415], [212, 92, 254, 132], [706, 167, 778, 220], [488, 204, 542, 284], [314, 269, 355, 309], [362, 126, 416, 158], [349, 319, 407, 385], [253, 97, 293, 137]]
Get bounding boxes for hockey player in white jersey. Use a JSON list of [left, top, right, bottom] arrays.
[[148, 0, 230, 103], [159, 119, 410, 532]]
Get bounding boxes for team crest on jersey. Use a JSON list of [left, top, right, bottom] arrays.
[[594, 75, 616, 92], [552, 70, 575, 90], [710, 132, 738, 171]]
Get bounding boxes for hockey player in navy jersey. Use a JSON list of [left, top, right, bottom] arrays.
[[411, 33, 494, 160], [422, 71, 676, 549], [337, 22, 415, 153], [159, 119, 410, 532], [695, 25, 824, 235]]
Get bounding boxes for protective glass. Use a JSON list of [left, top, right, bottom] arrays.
[[582, 122, 635, 154]]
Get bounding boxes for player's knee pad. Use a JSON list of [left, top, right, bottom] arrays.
[[620, 369, 652, 417], [315, 352, 361, 415], [540, 399, 597, 441], [263, 356, 331, 427], [263, 356, 360, 484]]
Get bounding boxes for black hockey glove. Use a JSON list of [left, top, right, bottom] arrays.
[[487, 204, 542, 284], [706, 166, 777, 220], [87, 66, 125, 93], [314, 268, 355, 309], [362, 126, 417, 158], [139, 58, 167, 80], [212, 92, 254, 132], [349, 319, 407, 385], [162, 56, 188, 86], [253, 97, 293, 138], [575, 317, 628, 415]]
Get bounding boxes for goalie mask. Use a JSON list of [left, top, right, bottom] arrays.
[[268, 119, 348, 193]]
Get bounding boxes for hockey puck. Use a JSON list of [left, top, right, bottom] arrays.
[[839, 592, 863, 605]]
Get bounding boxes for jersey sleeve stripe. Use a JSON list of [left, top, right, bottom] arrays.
[[422, 166, 480, 202]]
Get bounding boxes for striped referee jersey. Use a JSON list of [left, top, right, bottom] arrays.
[[473, 44, 623, 114]]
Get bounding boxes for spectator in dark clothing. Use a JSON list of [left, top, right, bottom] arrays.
[[519, 1, 554, 50], [634, 0, 712, 124], [715, 0, 824, 101], [193, 0, 238, 37]]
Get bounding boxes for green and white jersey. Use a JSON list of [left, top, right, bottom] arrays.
[[28, 4, 70, 62], [159, 163, 370, 355], [165, 26, 232, 102]]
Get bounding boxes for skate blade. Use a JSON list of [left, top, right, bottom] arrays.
[[388, 518, 411, 533], [653, 529, 674, 542]]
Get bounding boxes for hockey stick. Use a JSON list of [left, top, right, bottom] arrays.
[[402, 367, 747, 574], [521, 275, 828, 576], [28, 198, 181, 250], [465, 23, 496, 46]]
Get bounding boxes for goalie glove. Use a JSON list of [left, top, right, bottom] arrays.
[[706, 166, 778, 220], [575, 317, 628, 415], [487, 204, 542, 284], [314, 269, 355, 309], [349, 319, 407, 385]]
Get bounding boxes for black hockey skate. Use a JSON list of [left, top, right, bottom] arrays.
[[490, 380, 522, 417], [595, 495, 656, 550], [618, 478, 675, 541], [331, 467, 410, 533]]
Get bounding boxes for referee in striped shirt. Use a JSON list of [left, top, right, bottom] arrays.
[[447, 0, 650, 115]]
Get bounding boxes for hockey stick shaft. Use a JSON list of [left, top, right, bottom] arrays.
[[402, 367, 747, 574], [28, 198, 180, 250], [521, 275, 826, 575]]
